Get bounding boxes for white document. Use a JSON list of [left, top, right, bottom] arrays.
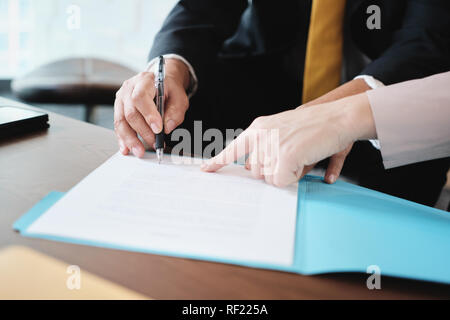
[[27, 153, 298, 266]]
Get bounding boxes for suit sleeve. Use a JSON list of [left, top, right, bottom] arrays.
[[149, 0, 247, 82], [360, 0, 450, 85], [367, 71, 450, 169]]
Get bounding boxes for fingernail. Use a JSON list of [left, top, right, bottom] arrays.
[[166, 120, 176, 133], [150, 123, 161, 134], [328, 174, 336, 184]]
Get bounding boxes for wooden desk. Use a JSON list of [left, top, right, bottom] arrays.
[[1, 97, 449, 299]]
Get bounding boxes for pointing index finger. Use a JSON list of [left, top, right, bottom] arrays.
[[201, 130, 254, 172]]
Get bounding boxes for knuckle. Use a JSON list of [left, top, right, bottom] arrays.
[[143, 114, 155, 124], [113, 118, 124, 132], [251, 116, 268, 128], [124, 108, 139, 122], [122, 134, 138, 145], [181, 96, 189, 110], [251, 117, 263, 128], [273, 176, 287, 188], [130, 92, 141, 104], [150, 110, 163, 123], [126, 141, 139, 150], [141, 131, 154, 142], [273, 176, 282, 187], [140, 71, 154, 79], [146, 72, 155, 81]]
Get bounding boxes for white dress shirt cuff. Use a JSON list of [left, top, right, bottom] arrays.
[[354, 75, 385, 150], [355, 75, 385, 90], [147, 54, 198, 98]]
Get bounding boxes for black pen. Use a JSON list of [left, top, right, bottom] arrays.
[[155, 56, 165, 164]]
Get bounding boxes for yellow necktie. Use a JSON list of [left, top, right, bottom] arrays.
[[302, 0, 347, 103]]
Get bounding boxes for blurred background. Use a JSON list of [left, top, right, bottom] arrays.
[[0, 0, 177, 128]]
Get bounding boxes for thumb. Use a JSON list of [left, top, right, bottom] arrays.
[[324, 144, 352, 184]]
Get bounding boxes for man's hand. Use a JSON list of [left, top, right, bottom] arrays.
[[114, 59, 190, 158], [201, 93, 376, 187]]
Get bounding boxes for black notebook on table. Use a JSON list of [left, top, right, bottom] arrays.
[[0, 106, 49, 139]]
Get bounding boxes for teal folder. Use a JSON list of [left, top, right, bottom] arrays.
[[14, 176, 450, 284]]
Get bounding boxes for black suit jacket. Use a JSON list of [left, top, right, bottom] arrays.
[[149, 0, 450, 87]]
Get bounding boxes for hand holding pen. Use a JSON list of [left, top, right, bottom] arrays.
[[113, 58, 191, 159]]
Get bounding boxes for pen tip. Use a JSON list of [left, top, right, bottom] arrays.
[[156, 148, 163, 164]]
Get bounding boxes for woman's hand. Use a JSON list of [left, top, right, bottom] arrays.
[[201, 93, 376, 187]]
